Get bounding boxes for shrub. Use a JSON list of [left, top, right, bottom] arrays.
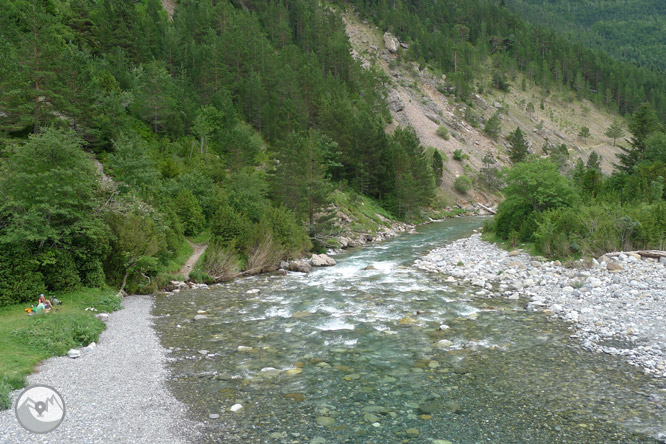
[[453, 149, 465, 161], [203, 242, 240, 282], [454, 175, 472, 194], [210, 205, 250, 251], [0, 246, 46, 307], [174, 189, 206, 236], [40, 250, 81, 292], [436, 126, 450, 140]]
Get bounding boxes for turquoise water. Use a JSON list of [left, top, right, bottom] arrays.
[[154, 218, 666, 443]]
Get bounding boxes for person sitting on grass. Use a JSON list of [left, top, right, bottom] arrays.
[[33, 294, 51, 314]]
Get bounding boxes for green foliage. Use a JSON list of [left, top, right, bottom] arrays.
[[507, 127, 529, 163], [578, 126, 591, 143], [453, 149, 467, 161], [174, 190, 205, 236], [492, 71, 510, 92], [432, 150, 444, 187], [494, 159, 577, 241], [617, 104, 662, 173], [454, 175, 473, 194], [484, 111, 501, 141], [0, 245, 46, 307], [210, 205, 250, 253], [605, 120, 625, 146], [436, 126, 450, 140], [0, 380, 11, 410]]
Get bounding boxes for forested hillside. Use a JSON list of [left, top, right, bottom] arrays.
[[499, 0, 666, 72], [345, 0, 666, 120], [0, 0, 437, 304], [346, 0, 666, 256]]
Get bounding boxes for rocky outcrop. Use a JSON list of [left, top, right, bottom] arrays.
[[383, 32, 399, 53], [387, 90, 405, 113]]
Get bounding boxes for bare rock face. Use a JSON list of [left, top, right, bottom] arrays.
[[387, 90, 405, 112], [383, 32, 399, 53]]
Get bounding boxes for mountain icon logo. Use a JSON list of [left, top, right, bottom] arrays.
[[15, 384, 65, 434]]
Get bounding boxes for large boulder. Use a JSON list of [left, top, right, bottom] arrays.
[[383, 32, 399, 53], [310, 254, 336, 267], [288, 259, 312, 274]]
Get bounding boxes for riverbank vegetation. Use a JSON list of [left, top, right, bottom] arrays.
[[487, 103, 666, 258], [0, 0, 439, 306], [0, 287, 120, 409]]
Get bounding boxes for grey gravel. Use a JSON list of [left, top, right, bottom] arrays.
[[0, 295, 199, 443], [415, 233, 666, 378]]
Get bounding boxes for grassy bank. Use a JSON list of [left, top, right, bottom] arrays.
[[0, 287, 121, 409]]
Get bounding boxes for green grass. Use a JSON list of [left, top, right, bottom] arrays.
[[0, 287, 121, 410], [162, 239, 194, 274], [187, 229, 211, 245], [331, 189, 393, 234]]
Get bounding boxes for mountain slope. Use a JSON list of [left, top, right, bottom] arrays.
[[341, 8, 624, 205]]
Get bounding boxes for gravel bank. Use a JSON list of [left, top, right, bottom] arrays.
[[415, 233, 666, 378], [0, 295, 199, 444]]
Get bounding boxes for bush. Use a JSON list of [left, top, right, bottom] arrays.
[[202, 242, 239, 282], [40, 250, 81, 292], [436, 126, 450, 140], [453, 149, 466, 161], [0, 246, 46, 307], [174, 189, 206, 236], [210, 205, 250, 251], [454, 175, 473, 194]]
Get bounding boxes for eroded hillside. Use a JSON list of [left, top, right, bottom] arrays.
[[341, 9, 624, 207]]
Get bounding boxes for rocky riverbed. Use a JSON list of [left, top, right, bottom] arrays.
[[415, 233, 666, 379]]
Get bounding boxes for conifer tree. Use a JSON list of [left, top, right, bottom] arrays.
[[604, 120, 625, 147], [616, 104, 661, 173], [507, 127, 529, 163]]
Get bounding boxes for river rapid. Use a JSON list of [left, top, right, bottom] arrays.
[[154, 217, 666, 443]]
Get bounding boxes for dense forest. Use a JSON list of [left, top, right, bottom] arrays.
[[0, 0, 437, 305], [499, 0, 666, 72], [346, 0, 666, 256]]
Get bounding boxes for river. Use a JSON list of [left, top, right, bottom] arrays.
[[154, 217, 666, 443]]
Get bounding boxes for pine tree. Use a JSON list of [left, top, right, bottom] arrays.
[[484, 111, 501, 141], [604, 120, 625, 147], [586, 151, 602, 171], [578, 126, 591, 144], [507, 127, 529, 163], [616, 103, 661, 173]]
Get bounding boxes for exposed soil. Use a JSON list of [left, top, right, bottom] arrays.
[[179, 241, 207, 281]]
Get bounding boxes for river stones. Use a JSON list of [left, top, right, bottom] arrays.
[[230, 404, 243, 412], [283, 393, 305, 402], [315, 416, 335, 426]]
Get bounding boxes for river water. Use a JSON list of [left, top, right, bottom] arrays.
[[154, 217, 666, 443]]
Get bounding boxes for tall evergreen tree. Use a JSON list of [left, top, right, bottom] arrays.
[[616, 103, 661, 173], [604, 119, 625, 147], [507, 127, 529, 163]]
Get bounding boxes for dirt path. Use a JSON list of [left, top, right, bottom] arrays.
[[179, 240, 207, 281]]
